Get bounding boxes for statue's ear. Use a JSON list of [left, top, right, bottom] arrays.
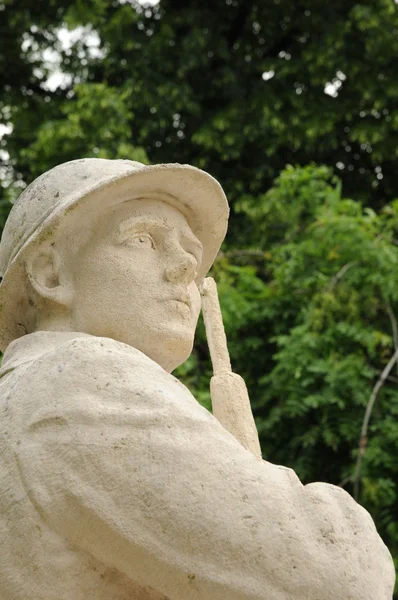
[[26, 243, 73, 307]]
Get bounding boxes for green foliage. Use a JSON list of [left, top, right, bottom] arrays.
[[177, 165, 398, 589], [200, 165, 398, 580], [3, 0, 398, 206], [21, 83, 148, 176]]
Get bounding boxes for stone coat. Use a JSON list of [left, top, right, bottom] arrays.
[[0, 331, 395, 599]]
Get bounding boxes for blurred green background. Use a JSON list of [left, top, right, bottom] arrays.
[[1, 0, 398, 590]]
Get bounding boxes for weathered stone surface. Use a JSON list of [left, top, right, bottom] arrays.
[[0, 159, 394, 599]]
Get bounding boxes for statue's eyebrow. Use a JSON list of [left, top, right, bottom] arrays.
[[117, 217, 203, 255], [117, 217, 168, 239]]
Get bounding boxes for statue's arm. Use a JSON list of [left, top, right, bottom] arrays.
[[18, 337, 395, 600]]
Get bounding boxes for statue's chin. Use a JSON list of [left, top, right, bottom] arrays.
[[161, 335, 196, 372], [157, 342, 194, 373], [169, 353, 191, 373], [117, 331, 194, 373]]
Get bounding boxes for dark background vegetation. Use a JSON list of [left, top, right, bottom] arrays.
[[1, 0, 398, 590]]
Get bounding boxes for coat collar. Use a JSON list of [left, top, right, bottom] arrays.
[[1, 331, 92, 373]]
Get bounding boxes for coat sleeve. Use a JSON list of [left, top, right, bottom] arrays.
[[17, 337, 395, 600]]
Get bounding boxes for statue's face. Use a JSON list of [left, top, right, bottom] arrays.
[[69, 198, 203, 372]]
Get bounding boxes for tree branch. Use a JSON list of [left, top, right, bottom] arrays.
[[385, 302, 398, 377], [326, 261, 359, 292], [217, 250, 267, 260], [352, 347, 398, 500], [338, 474, 352, 488]]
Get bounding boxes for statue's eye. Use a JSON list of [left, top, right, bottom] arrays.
[[127, 233, 155, 249]]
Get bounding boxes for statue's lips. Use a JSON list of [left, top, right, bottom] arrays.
[[164, 296, 192, 309]]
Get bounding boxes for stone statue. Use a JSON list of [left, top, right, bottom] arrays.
[[0, 158, 394, 600]]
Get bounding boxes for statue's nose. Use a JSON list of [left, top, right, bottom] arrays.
[[165, 253, 197, 284]]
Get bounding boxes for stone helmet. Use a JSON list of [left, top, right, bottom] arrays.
[[0, 158, 229, 351]]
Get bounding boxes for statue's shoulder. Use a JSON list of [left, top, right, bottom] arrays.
[[5, 332, 187, 428], [54, 334, 153, 363], [2, 331, 199, 432], [58, 334, 166, 374], [60, 334, 168, 379], [1, 332, 166, 390]]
